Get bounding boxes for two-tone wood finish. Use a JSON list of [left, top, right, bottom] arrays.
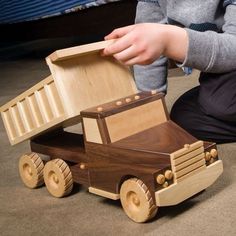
[[1, 40, 137, 145], [30, 92, 200, 199], [28, 91, 222, 223]]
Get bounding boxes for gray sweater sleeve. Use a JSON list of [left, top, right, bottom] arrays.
[[182, 5, 236, 73], [134, 1, 168, 93]]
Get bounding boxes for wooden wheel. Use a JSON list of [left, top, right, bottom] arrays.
[[43, 159, 73, 198], [19, 153, 44, 188], [120, 178, 158, 223]]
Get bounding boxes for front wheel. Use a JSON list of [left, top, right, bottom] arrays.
[[120, 178, 158, 223]]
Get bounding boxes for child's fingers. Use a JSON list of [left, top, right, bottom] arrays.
[[125, 56, 154, 66], [122, 56, 143, 66], [104, 32, 119, 40], [119, 54, 154, 66], [104, 25, 135, 40], [113, 45, 137, 63], [103, 35, 132, 55]]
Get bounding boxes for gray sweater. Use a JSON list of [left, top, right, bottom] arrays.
[[134, 0, 236, 92]]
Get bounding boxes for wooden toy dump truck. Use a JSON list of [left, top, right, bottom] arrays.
[[0, 41, 223, 223]]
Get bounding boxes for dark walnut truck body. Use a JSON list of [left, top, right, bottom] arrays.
[[28, 91, 223, 222]]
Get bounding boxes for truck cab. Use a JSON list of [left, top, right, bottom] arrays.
[[79, 91, 223, 222]]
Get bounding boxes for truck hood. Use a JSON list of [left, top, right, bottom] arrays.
[[111, 120, 198, 155]]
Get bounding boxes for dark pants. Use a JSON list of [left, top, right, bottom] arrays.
[[170, 70, 236, 144]]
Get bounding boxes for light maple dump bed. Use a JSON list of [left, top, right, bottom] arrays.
[[0, 40, 137, 145]]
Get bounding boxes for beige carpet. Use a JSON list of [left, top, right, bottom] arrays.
[[0, 59, 235, 236]]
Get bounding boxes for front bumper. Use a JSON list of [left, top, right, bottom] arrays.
[[155, 160, 223, 206]]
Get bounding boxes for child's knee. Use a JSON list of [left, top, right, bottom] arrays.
[[199, 95, 236, 122]]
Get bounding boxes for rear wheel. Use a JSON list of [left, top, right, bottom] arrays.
[[43, 159, 73, 198], [19, 153, 44, 188], [120, 178, 158, 223]]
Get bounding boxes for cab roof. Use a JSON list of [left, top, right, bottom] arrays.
[[80, 91, 165, 119]]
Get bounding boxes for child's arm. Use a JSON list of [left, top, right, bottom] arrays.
[[104, 3, 236, 75]]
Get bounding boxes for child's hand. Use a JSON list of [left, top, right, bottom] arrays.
[[103, 23, 188, 66], [103, 23, 167, 65]]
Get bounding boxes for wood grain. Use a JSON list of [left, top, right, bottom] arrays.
[[83, 118, 103, 144], [105, 99, 167, 143], [48, 40, 116, 62], [155, 160, 223, 206], [81, 92, 166, 119], [47, 51, 137, 118], [31, 131, 87, 164], [1, 40, 137, 145]]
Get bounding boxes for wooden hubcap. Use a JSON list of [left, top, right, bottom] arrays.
[[49, 171, 59, 188], [23, 163, 33, 179], [128, 191, 140, 209]]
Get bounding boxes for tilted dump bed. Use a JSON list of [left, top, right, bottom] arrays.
[[0, 40, 137, 145]]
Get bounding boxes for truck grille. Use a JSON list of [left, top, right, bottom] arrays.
[[170, 141, 206, 182]]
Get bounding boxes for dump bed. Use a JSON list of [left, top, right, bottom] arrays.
[[0, 40, 137, 145]]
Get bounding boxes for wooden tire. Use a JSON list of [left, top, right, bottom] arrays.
[[19, 153, 44, 188], [120, 178, 158, 223], [43, 159, 73, 198]]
